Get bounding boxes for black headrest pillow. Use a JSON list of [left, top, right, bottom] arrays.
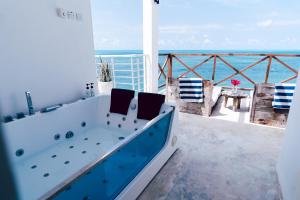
[[110, 89, 135, 115], [137, 92, 165, 120]]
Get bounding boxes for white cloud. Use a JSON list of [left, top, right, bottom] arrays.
[[203, 34, 212, 45], [162, 0, 192, 8], [257, 19, 273, 28], [279, 37, 297, 44], [92, 23, 142, 49], [275, 19, 300, 26], [202, 24, 224, 30], [159, 33, 216, 50], [212, 0, 266, 7], [257, 19, 300, 28], [231, 23, 255, 32], [203, 38, 212, 45], [247, 39, 260, 45], [265, 11, 279, 18], [159, 39, 177, 49], [223, 37, 240, 46], [159, 25, 190, 34], [159, 24, 223, 34], [94, 37, 121, 49]]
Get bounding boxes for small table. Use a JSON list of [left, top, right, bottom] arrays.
[[222, 91, 248, 112]]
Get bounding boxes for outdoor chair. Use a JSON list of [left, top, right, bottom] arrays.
[[250, 83, 296, 127], [166, 77, 222, 116]]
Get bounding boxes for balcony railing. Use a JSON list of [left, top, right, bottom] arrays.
[[158, 53, 300, 90], [95, 53, 300, 92], [95, 54, 146, 92]]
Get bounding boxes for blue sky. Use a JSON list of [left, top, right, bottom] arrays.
[[91, 0, 300, 50]]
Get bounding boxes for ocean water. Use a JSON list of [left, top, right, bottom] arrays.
[[96, 50, 300, 89]]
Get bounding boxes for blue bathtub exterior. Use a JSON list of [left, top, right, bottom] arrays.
[[54, 111, 173, 200]]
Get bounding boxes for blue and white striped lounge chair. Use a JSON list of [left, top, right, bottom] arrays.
[[272, 83, 296, 109], [179, 78, 204, 103]]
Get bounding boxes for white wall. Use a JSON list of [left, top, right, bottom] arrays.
[[0, 0, 96, 116], [277, 72, 300, 200]]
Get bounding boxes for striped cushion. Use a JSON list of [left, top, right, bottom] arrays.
[[179, 78, 203, 103], [272, 83, 296, 109]]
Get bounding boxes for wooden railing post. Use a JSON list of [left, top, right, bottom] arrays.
[[212, 55, 217, 81], [167, 54, 173, 83], [264, 56, 273, 84]]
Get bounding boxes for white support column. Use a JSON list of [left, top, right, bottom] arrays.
[[143, 0, 159, 93]]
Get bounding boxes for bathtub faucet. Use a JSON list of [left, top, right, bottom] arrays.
[[25, 91, 35, 115]]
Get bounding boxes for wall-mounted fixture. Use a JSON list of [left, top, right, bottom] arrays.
[[25, 92, 35, 115], [154, 0, 159, 4], [56, 8, 82, 21]]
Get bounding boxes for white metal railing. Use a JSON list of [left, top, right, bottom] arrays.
[[95, 54, 147, 92]]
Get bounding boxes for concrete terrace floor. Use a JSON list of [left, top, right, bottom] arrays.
[[138, 112, 284, 200]]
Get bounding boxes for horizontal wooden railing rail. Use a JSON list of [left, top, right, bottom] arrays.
[[159, 53, 300, 57], [158, 53, 300, 89]]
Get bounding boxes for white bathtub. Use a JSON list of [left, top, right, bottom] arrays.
[[2, 94, 178, 200]]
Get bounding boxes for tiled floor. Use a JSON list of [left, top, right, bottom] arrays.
[[138, 112, 284, 200]]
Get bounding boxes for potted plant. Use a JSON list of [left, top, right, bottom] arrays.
[[97, 62, 113, 94]]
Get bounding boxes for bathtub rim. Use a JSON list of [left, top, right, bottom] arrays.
[[2, 96, 99, 125]]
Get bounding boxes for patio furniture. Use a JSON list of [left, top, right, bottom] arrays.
[[222, 91, 248, 112], [250, 83, 293, 128], [167, 78, 222, 116]]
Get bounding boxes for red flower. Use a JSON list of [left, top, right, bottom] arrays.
[[231, 79, 241, 86]]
